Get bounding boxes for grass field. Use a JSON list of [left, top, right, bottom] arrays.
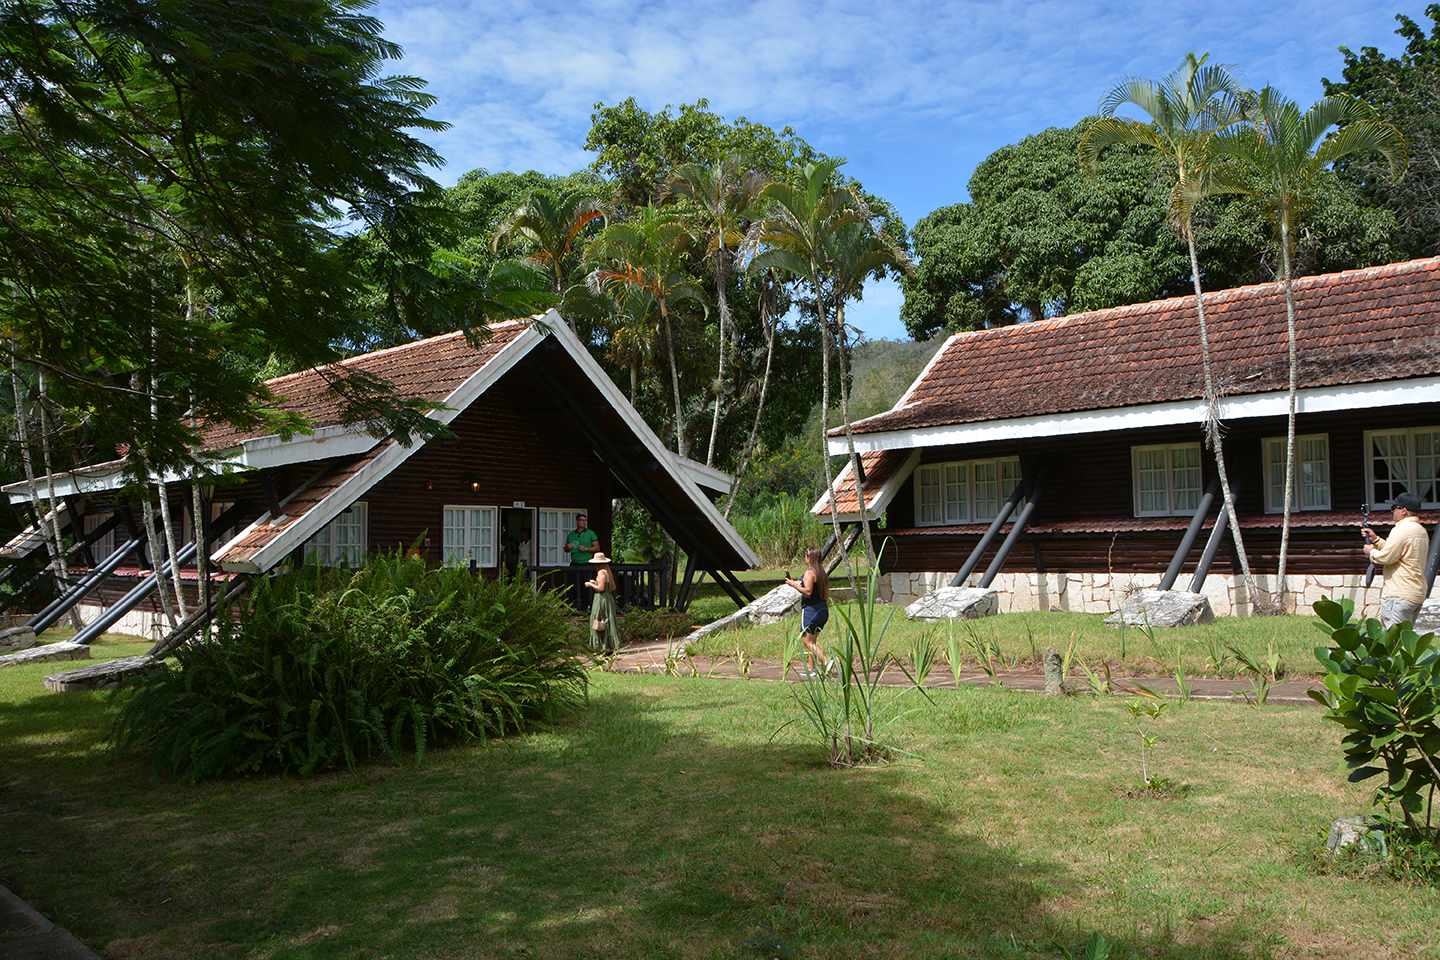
[[3, 641, 1438, 959], [687, 593, 1335, 681]]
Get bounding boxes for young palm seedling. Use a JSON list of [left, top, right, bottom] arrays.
[[1127, 697, 1170, 792]]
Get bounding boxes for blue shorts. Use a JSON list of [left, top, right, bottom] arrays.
[[802, 604, 828, 634]]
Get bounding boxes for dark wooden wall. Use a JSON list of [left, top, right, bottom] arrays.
[[878, 402, 1440, 576], [364, 368, 616, 566]]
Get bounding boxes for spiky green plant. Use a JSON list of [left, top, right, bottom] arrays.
[[110, 554, 587, 781]]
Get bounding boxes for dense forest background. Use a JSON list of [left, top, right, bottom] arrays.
[[4, 1, 1440, 567]]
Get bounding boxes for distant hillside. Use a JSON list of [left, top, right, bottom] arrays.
[[846, 336, 947, 421]]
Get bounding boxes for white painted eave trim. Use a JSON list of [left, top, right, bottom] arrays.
[[547, 318, 761, 570], [673, 454, 733, 494], [811, 450, 923, 522], [220, 322, 547, 573], [826, 375, 1440, 455]]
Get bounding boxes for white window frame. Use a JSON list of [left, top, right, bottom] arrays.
[[914, 458, 1023, 526], [304, 502, 368, 567], [83, 512, 116, 564], [1263, 434, 1331, 513], [1131, 443, 1204, 517], [536, 508, 587, 566], [1366, 427, 1440, 509], [442, 505, 497, 568]]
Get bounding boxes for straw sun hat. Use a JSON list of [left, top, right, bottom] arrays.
[[589, 552, 612, 564]]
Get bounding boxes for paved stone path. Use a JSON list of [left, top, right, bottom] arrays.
[[0, 882, 99, 960], [604, 638, 1326, 706]]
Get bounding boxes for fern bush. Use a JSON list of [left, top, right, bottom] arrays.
[[110, 554, 587, 781]]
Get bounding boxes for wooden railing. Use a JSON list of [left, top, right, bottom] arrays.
[[535, 562, 669, 611]]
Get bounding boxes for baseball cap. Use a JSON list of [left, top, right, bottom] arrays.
[[1387, 492, 1423, 512]]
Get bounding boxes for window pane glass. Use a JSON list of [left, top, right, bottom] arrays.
[[1170, 445, 1202, 512], [944, 463, 967, 523], [973, 461, 999, 520], [1417, 430, 1440, 506], [1372, 432, 1410, 503]]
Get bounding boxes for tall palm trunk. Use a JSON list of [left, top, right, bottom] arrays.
[[705, 247, 730, 467], [816, 287, 857, 592], [833, 299, 878, 571], [1185, 233, 1264, 609], [36, 371, 83, 629], [1275, 215, 1300, 611], [725, 271, 779, 520], [660, 302, 686, 458]]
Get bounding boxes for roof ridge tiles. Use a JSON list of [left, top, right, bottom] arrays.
[[261, 317, 536, 390]]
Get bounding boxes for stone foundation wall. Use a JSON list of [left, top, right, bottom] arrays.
[[879, 571, 1428, 618], [73, 603, 167, 641]]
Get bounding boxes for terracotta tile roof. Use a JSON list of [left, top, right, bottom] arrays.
[[202, 322, 529, 451], [847, 258, 1440, 437], [213, 449, 385, 565], [822, 450, 912, 515]]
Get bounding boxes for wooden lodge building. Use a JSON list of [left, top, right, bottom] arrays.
[[2, 312, 759, 643], [818, 258, 1440, 617]]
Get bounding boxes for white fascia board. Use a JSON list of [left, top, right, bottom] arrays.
[[673, 454, 733, 494], [220, 324, 547, 573], [810, 449, 922, 521], [231, 426, 379, 470], [3, 460, 250, 505], [547, 316, 762, 569], [827, 375, 1440, 455]]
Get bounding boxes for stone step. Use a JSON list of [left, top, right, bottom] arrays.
[[0, 642, 88, 668], [44, 655, 160, 692]]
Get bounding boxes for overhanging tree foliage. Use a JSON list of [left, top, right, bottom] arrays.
[[0, 0, 459, 477], [1324, 4, 1440, 259]]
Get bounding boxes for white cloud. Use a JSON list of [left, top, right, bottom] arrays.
[[370, 0, 1416, 335]]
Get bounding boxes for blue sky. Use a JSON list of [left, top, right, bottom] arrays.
[[369, 0, 1420, 341]]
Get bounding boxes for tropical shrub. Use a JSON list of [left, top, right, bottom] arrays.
[[1312, 596, 1440, 838], [111, 555, 587, 781]]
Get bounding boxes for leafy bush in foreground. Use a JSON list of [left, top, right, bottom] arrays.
[[1313, 596, 1440, 839], [111, 555, 587, 781]]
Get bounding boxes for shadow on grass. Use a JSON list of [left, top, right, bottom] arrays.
[[0, 681, 1302, 959]]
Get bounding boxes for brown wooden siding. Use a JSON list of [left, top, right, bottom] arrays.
[[877, 403, 1440, 576], [363, 366, 616, 566]]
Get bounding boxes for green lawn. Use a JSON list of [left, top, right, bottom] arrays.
[[2, 648, 1436, 959], [687, 597, 1334, 680]]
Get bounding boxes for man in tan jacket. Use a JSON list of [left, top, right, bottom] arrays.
[[1363, 492, 1431, 628]]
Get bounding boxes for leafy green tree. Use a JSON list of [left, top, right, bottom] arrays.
[[751, 160, 907, 571], [902, 119, 1400, 340], [1200, 89, 1406, 605], [0, 0, 455, 476], [1078, 53, 1264, 609], [1325, 5, 1440, 259], [586, 98, 824, 209], [666, 152, 771, 466], [586, 206, 708, 457]]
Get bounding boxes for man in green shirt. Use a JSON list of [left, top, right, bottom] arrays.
[[566, 514, 600, 565], [565, 514, 600, 609]]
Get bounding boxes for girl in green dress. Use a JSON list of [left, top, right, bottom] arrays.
[[586, 552, 621, 652]]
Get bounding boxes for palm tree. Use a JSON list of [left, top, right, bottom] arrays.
[[586, 206, 708, 457], [1199, 88, 1406, 608], [826, 218, 914, 569], [666, 152, 770, 467], [1077, 53, 1267, 610], [749, 160, 891, 579], [492, 188, 608, 296]]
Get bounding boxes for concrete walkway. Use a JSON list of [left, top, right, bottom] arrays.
[[0, 881, 100, 960], [604, 638, 1326, 706]]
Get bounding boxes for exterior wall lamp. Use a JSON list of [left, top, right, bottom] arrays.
[[468, 471, 480, 495]]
